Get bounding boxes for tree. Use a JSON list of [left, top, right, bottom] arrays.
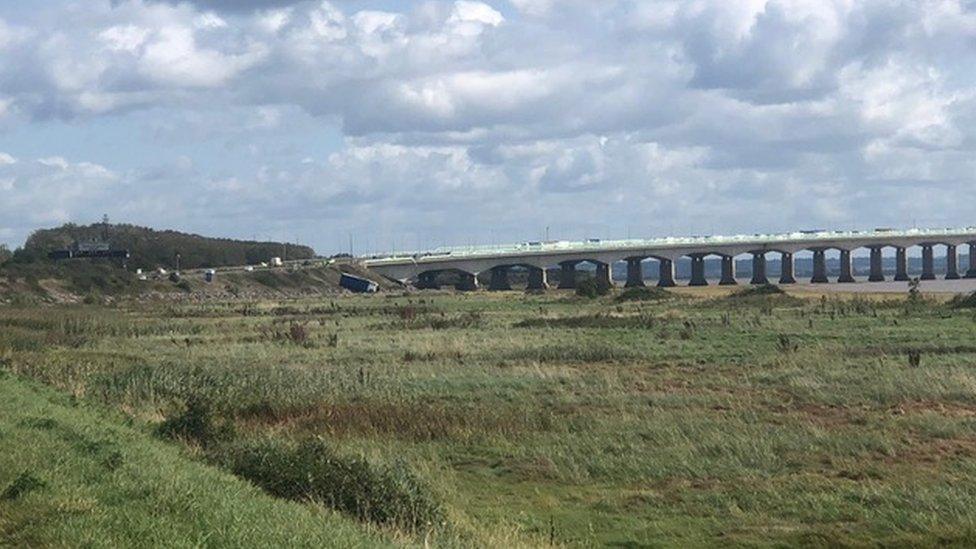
[[0, 244, 11, 265]]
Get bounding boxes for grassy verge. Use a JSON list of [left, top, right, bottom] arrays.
[[0, 372, 386, 548]]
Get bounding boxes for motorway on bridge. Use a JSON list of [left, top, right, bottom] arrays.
[[362, 227, 976, 291]]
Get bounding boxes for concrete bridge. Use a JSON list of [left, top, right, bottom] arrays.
[[362, 227, 976, 290]]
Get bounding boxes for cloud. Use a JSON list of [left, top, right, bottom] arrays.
[[0, 154, 121, 242], [2, 0, 976, 250]]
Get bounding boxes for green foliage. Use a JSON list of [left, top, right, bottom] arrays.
[[575, 277, 610, 298], [2, 471, 46, 500], [721, 283, 804, 308], [732, 283, 785, 297], [0, 375, 384, 547], [908, 277, 922, 301], [0, 244, 12, 265], [8, 290, 976, 546], [221, 438, 444, 532], [19, 222, 315, 270], [157, 397, 235, 446], [948, 290, 976, 309]]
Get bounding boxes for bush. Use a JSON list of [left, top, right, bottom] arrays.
[[721, 284, 804, 308], [157, 397, 234, 446], [615, 287, 672, 302], [220, 438, 443, 532], [949, 291, 976, 309], [575, 277, 610, 298], [732, 284, 785, 297]]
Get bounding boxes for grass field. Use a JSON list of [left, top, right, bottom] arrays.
[[0, 373, 386, 547], [3, 285, 976, 546]]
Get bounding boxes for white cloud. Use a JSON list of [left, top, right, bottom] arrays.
[[195, 12, 227, 29], [140, 25, 266, 88], [38, 156, 69, 170], [2, 0, 976, 249], [507, 0, 555, 17], [99, 24, 150, 52], [0, 154, 121, 241], [449, 1, 504, 27]]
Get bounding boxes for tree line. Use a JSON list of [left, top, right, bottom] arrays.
[[5, 223, 316, 271]]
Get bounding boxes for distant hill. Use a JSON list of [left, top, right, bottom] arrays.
[[12, 223, 315, 271]]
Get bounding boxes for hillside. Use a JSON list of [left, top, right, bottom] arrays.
[[0, 373, 385, 547], [0, 262, 394, 305], [14, 223, 314, 271]]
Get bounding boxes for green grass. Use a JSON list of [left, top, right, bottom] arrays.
[[0, 372, 386, 548], [4, 288, 976, 546]]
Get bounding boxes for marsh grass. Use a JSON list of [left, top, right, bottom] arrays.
[[219, 438, 444, 532], [4, 289, 976, 546], [513, 312, 658, 329], [615, 287, 674, 302]]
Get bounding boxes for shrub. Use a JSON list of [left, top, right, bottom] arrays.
[[220, 438, 444, 532], [157, 397, 235, 446], [949, 291, 976, 309], [615, 287, 672, 302], [908, 277, 922, 303], [721, 284, 804, 308], [575, 277, 610, 299], [907, 349, 922, 368], [732, 284, 785, 297]]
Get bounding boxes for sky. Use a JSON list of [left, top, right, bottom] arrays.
[[0, 0, 975, 255]]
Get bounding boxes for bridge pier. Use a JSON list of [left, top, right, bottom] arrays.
[[838, 250, 855, 283], [946, 245, 960, 279], [719, 256, 737, 285], [811, 250, 828, 283], [527, 267, 548, 291], [868, 247, 885, 282], [967, 243, 976, 278], [558, 261, 577, 289], [894, 247, 909, 281], [456, 272, 479, 291], [921, 245, 936, 280], [658, 259, 676, 288], [750, 253, 768, 285], [417, 272, 439, 290], [779, 252, 796, 284], [595, 262, 613, 289], [488, 266, 511, 291], [625, 258, 645, 288], [689, 255, 708, 286]]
